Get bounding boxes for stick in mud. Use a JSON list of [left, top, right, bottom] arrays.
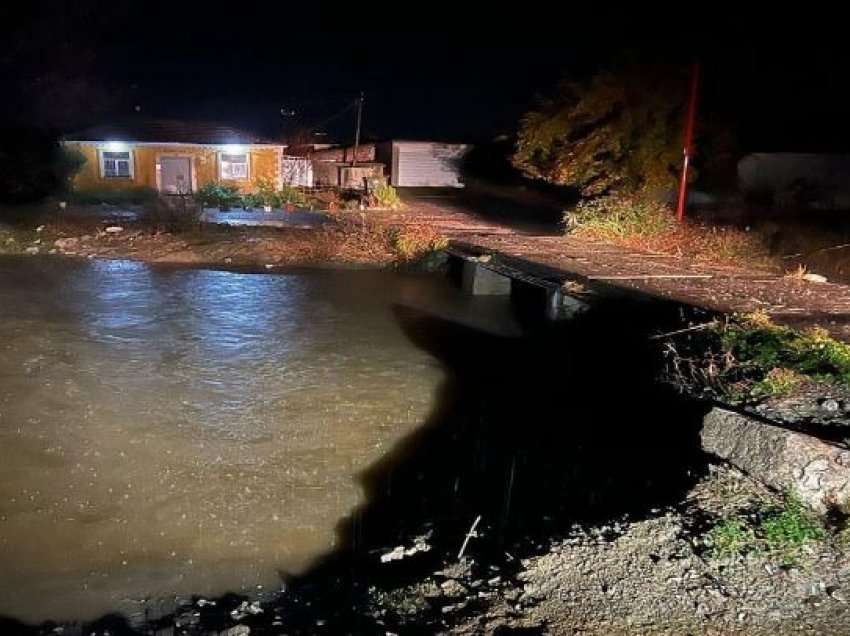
[[458, 515, 482, 560]]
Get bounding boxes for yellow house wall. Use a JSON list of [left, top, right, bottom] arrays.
[[66, 142, 281, 193]]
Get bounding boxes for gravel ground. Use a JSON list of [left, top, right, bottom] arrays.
[[368, 465, 850, 636]]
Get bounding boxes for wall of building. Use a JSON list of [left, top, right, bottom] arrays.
[[66, 142, 281, 193], [309, 144, 376, 163]]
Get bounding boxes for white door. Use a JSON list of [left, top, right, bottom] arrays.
[[160, 157, 192, 194]]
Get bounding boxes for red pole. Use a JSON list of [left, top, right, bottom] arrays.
[[676, 61, 700, 222]]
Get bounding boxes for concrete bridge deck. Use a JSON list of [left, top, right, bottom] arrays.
[[385, 191, 850, 341]]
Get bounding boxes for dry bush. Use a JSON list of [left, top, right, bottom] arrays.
[[566, 193, 775, 269], [320, 215, 447, 264], [140, 197, 202, 233]]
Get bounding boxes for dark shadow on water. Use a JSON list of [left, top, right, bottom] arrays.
[[270, 294, 712, 633], [1, 293, 711, 635]]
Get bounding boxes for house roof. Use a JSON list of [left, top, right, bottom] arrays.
[[65, 119, 278, 145]]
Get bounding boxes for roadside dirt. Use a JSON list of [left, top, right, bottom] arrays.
[[0, 217, 402, 269]]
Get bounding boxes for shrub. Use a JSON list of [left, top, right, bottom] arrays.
[[140, 197, 202, 233], [565, 192, 676, 239], [720, 317, 850, 386], [279, 185, 307, 206], [195, 182, 241, 209], [390, 225, 448, 260], [664, 312, 850, 403], [244, 177, 279, 209], [70, 186, 157, 205], [370, 183, 403, 210]]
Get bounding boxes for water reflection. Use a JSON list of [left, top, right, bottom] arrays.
[[0, 256, 517, 623]]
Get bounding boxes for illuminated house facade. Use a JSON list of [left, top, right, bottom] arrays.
[[64, 120, 285, 195]]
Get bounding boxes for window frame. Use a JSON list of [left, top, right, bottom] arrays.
[[99, 149, 134, 179], [219, 152, 250, 180]]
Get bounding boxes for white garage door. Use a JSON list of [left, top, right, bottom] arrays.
[[396, 143, 467, 187]]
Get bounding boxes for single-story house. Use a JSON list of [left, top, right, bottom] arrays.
[[64, 120, 285, 195]]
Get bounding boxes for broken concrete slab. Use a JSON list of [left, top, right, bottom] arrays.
[[701, 407, 850, 513]]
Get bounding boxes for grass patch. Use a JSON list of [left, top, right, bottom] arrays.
[[706, 496, 826, 564], [749, 367, 806, 400], [566, 193, 675, 239], [706, 517, 756, 559], [565, 193, 773, 268]]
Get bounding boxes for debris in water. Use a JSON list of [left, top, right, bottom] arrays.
[[457, 515, 482, 560], [380, 533, 432, 563]]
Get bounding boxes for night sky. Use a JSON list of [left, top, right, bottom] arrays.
[[3, 4, 850, 151]]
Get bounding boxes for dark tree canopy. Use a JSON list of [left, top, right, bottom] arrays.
[[513, 64, 691, 198]]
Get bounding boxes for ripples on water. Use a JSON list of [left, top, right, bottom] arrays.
[[0, 257, 517, 623]]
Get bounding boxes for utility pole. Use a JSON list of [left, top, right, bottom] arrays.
[[352, 91, 364, 167], [676, 61, 700, 223]]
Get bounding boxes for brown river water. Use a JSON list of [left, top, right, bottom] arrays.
[[0, 256, 517, 624]]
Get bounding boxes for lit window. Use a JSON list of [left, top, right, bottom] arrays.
[[220, 153, 249, 179], [101, 151, 132, 178]]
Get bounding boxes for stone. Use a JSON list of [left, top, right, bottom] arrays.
[[54, 237, 79, 250], [219, 625, 250, 636], [821, 399, 840, 413], [105, 226, 124, 234], [701, 408, 850, 513], [24, 246, 39, 255], [802, 273, 828, 283]]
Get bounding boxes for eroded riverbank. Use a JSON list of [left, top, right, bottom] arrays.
[[2, 253, 850, 636]]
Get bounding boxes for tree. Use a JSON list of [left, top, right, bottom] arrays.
[[513, 64, 690, 198], [0, 128, 85, 204]]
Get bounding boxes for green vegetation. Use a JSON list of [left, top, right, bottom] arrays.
[[514, 63, 688, 198], [244, 177, 279, 208], [706, 496, 826, 565], [237, 179, 307, 209], [279, 185, 307, 206], [565, 193, 675, 238], [195, 182, 242, 209], [721, 312, 850, 387], [70, 186, 157, 205], [749, 367, 806, 400], [370, 183, 403, 210], [706, 517, 756, 559], [665, 311, 850, 402]]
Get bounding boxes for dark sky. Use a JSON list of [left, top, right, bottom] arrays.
[[3, 4, 850, 151]]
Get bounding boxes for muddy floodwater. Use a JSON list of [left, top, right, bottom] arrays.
[[0, 256, 516, 624]]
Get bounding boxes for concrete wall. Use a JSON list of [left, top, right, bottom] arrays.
[[67, 142, 282, 194]]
